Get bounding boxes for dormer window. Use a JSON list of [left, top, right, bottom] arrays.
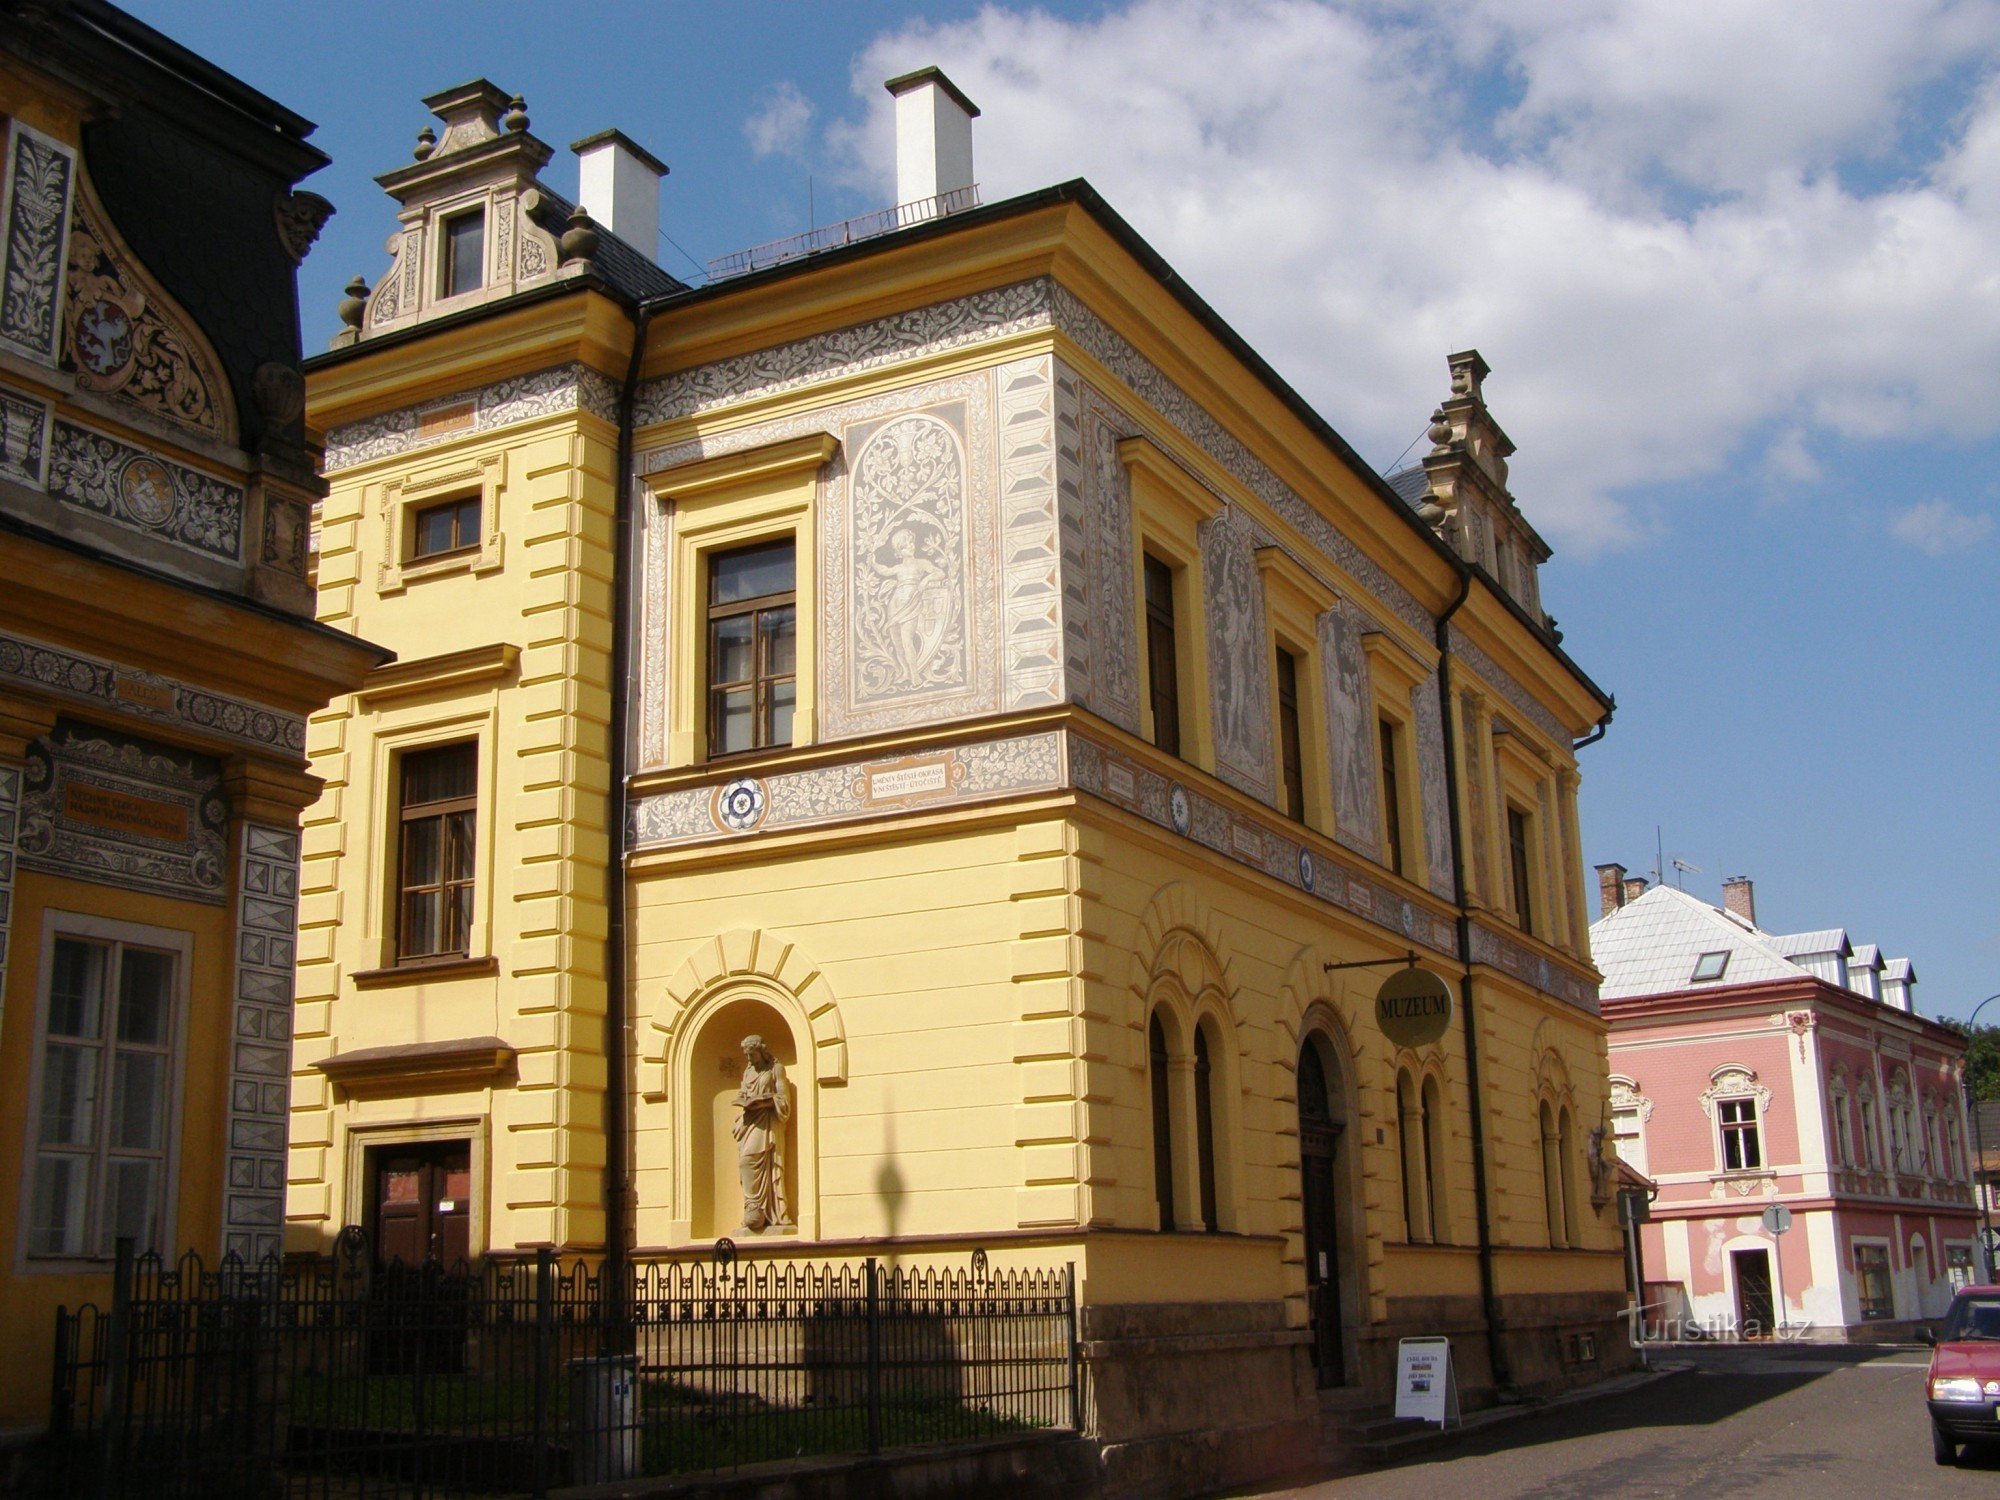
[[1690, 950, 1730, 983], [443, 208, 485, 297]]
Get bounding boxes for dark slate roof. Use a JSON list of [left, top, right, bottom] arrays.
[[538, 189, 686, 301], [1385, 464, 1431, 509]]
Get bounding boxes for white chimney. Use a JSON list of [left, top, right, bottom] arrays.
[[885, 66, 978, 208], [572, 129, 668, 258]]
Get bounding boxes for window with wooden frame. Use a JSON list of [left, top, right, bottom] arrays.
[[1275, 648, 1305, 821], [1194, 1024, 1220, 1232], [442, 207, 485, 298], [1379, 717, 1406, 878], [1854, 1242, 1894, 1319], [411, 494, 481, 561], [397, 743, 477, 962], [1507, 804, 1536, 934], [26, 923, 184, 1260], [1143, 554, 1182, 758], [1149, 1012, 1175, 1233], [1717, 1096, 1762, 1171], [706, 539, 797, 757]]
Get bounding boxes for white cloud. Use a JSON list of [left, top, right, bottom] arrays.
[[1889, 498, 1995, 555], [746, 82, 814, 159], [804, 0, 2000, 555]]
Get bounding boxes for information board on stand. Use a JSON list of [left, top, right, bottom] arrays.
[[1393, 1336, 1460, 1428]]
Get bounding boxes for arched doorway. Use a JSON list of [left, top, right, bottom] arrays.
[[1298, 1035, 1354, 1386]]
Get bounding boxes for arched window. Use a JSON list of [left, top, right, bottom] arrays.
[[1421, 1074, 1450, 1242], [1397, 1069, 1428, 1241], [1558, 1105, 1581, 1246], [1540, 1099, 1565, 1248], [1194, 1024, 1219, 1232], [1149, 1012, 1175, 1232]]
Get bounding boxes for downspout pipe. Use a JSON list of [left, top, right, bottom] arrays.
[[1431, 567, 1512, 1388], [603, 294, 660, 1304]]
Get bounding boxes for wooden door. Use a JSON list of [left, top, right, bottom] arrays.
[[373, 1141, 471, 1268], [1298, 1043, 1346, 1387]]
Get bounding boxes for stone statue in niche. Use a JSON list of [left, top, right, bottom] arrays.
[[850, 413, 966, 700], [732, 1035, 793, 1233]]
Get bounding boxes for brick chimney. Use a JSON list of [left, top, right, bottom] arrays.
[[1596, 863, 1627, 917], [1721, 875, 1756, 926], [1623, 875, 1649, 904]]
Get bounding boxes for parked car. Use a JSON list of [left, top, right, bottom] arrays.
[[1924, 1284, 2000, 1465]]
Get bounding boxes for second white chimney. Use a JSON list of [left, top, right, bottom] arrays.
[[572, 129, 668, 259], [886, 66, 978, 208]]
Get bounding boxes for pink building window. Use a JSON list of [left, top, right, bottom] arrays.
[[1718, 1097, 1762, 1171]]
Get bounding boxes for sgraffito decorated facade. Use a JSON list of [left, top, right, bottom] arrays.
[[0, 1, 386, 1432], [299, 69, 1623, 1492]]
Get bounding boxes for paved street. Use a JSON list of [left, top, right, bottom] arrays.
[[1251, 1345, 2000, 1498]]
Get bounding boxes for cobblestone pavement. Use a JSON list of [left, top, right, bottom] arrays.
[[1247, 1344, 2000, 1498]]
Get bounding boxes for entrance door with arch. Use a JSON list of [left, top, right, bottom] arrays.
[[1298, 1038, 1350, 1386]]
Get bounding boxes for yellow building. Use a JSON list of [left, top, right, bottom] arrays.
[[0, 2, 385, 1434], [301, 70, 1621, 1490]]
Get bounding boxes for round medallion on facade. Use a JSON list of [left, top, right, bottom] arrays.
[[713, 777, 768, 834], [119, 457, 177, 527], [1168, 782, 1191, 836], [1298, 846, 1316, 893], [76, 300, 134, 378]]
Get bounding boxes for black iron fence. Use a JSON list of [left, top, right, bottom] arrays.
[[37, 1231, 1077, 1500]]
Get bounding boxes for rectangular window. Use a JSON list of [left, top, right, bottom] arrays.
[[1507, 805, 1535, 933], [1854, 1243, 1894, 1319], [1612, 1105, 1647, 1177], [707, 540, 797, 756], [1143, 555, 1181, 757], [443, 209, 485, 297], [1830, 1098, 1852, 1166], [1691, 950, 1730, 983], [1379, 717, 1404, 877], [29, 935, 177, 1259], [411, 494, 480, 560], [1718, 1097, 1762, 1171], [397, 743, 477, 961], [1860, 1102, 1879, 1168], [1275, 648, 1305, 822]]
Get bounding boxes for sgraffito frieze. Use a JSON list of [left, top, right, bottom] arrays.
[[1449, 627, 1568, 744], [633, 280, 1055, 429], [47, 417, 242, 560], [0, 628, 306, 757], [18, 719, 228, 904], [223, 822, 301, 1262], [322, 362, 620, 472]]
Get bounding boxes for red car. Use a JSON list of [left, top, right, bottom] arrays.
[[1925, 1284, 2000, 1465]]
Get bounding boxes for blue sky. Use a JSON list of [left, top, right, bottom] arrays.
[[124, 0, 2000, 1022]]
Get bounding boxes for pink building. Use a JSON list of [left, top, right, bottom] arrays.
[[1593, 868, 1980, 1340]]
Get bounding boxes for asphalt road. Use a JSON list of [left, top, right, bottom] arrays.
[[1251, 1344, 2000, 1498]]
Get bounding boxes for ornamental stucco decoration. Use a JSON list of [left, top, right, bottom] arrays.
[[0, 124, 74, 365], [63, 175, 231, 441], [1609, 1076, 1655, 1124], [1698, 1064, 1772, 1120], [46, 418, 242, 560]]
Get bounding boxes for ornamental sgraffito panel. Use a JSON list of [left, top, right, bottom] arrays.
[[1320, 601, 1379, 860], [0, 124, 73, 365], [1203, 509, 1273, 803], [847, 412, 970, 706], [18, 719, 228, 904], [1412, 670, 1456, 901], [61, 172, 230, 441], [47, 418, 242, 560], [0, 383, 49, 487], [1075, 380, 1140, 734], [224, 823, 300, 1262]]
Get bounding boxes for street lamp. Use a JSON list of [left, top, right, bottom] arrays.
[[1962, 993, 2000, 1280]]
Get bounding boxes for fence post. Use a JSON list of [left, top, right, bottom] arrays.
[[865, 1257, 881, 1457], [93, 1236, 135, 1500], [1064, 1263, 1080, 1432], [533, 1248, 552, 1499]]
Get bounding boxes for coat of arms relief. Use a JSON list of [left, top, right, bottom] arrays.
[[848, 413, 968, 704]]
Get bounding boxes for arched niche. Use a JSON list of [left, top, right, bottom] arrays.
[[684, 993, 806, 1242]]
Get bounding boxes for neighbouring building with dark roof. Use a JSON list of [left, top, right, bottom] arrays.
[[0, 0, 386, 1436]]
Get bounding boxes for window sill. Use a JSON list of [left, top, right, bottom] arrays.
[[351, 954, 498, 989]]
